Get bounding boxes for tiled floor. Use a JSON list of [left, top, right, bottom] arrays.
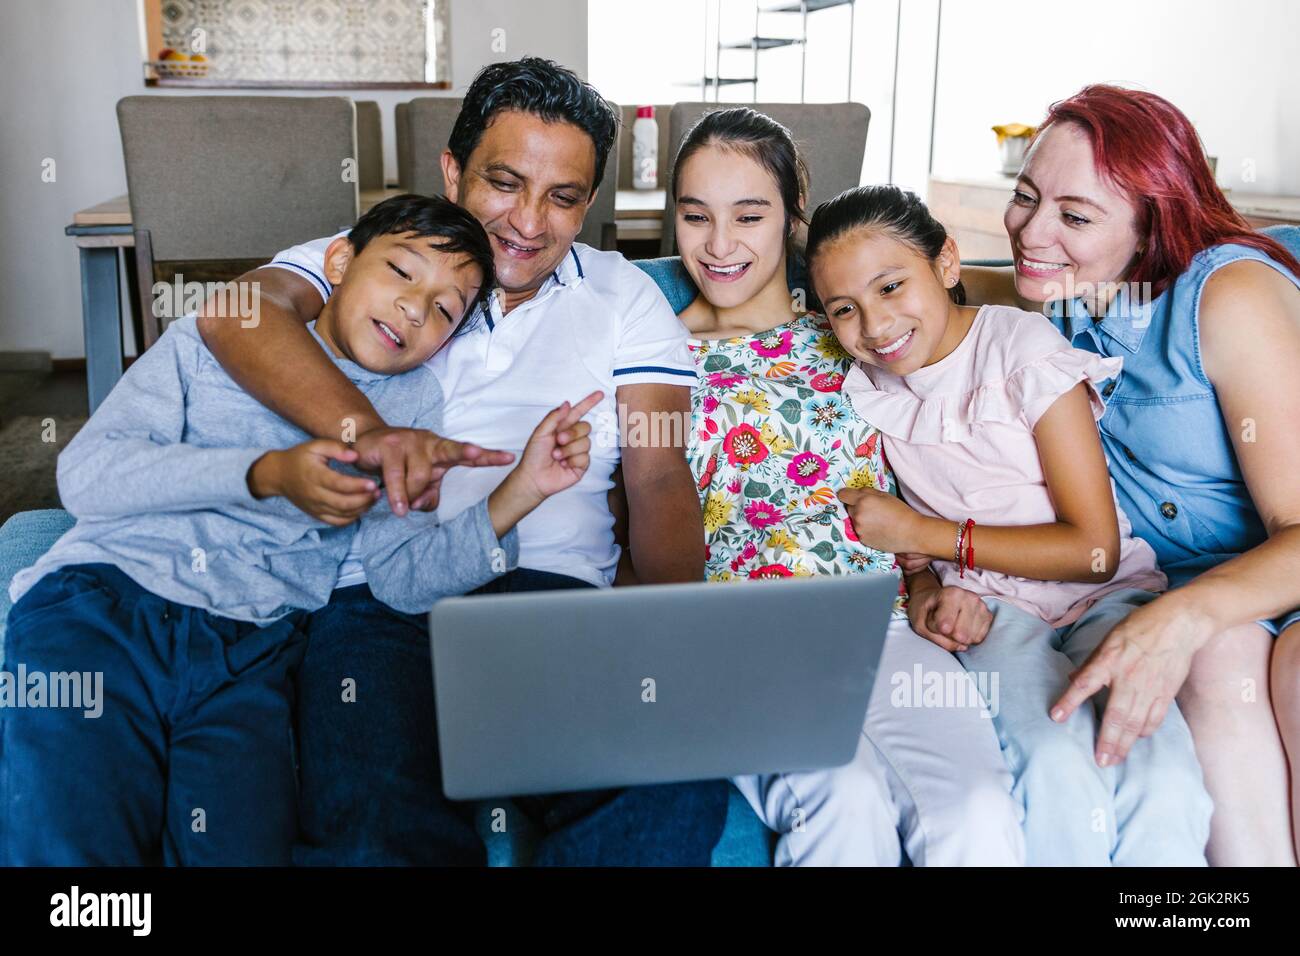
[[0, 369, 87, 525]]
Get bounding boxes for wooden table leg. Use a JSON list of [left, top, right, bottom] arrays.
[[78, 245, 124, 413]]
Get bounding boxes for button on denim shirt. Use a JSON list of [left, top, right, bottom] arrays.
[[1046, 227, 1300, 588]]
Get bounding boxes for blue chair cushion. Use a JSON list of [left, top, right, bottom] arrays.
[[0, 508, 773, 866]]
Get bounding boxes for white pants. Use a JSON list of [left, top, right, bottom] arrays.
[[733, 617, 1025, 866]]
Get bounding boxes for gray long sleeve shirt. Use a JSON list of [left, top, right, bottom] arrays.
[[9, 316, 518, 623]]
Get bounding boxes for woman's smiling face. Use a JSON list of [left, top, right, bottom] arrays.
[[1004, 122, 1144, 304], [674, 143, 790, 310]]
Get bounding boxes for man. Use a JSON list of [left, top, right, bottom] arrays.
[[196, 58, 724, 865]]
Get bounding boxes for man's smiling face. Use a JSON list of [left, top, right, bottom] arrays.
[[442, 109, 597, 313]]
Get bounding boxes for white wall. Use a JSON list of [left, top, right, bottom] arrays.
[[926, 0, 1300, 195], [0, 0, 588, 359], [453, 0, 588, 89], [0, 0, 142, 360], [588, 0, 707, 106]]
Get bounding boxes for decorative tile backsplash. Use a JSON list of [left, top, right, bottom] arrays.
[[160, 0, 449, 83]]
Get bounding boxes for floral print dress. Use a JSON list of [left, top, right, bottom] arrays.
[[688, 311, 907, 611]]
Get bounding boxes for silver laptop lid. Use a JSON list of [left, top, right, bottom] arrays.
[[431, 573, 897, 800]]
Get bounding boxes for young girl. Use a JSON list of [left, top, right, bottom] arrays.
[[631, 109, 1025, 866], [805, 184, 1213, 866]]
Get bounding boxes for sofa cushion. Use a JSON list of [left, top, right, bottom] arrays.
[[0, 509, 75, 657]]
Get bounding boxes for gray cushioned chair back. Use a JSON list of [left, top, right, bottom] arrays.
[[659, 101, 870, 256], [395, 101, 413, 191], [116, 95, 358, 262], [355, 100, 384, 191], [407, 97, 464, 196], [576, 102, 619, 251]]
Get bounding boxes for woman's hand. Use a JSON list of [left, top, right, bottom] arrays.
[[1051, 593, 1213, 766], [837, 486, 924, 555]]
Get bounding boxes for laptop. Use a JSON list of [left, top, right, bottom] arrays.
[[429, 573, 897, 800]]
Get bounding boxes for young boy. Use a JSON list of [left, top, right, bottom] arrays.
[[1, 194, 600, 865]]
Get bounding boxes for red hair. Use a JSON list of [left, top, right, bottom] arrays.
[[1038, 85, 1300, 297]]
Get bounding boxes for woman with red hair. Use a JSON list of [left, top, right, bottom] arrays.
[[964, 84, 1300, 865]]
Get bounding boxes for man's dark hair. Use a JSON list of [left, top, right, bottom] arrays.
[[348, 193, 495, 335], [447, 57, 618, 198]]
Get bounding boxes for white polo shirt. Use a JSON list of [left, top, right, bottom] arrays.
[[267, 236, 696, 588]]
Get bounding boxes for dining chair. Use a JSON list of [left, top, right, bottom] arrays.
[[395, 101, 413, 190], [405, 96, 463, 197], [354, 100, 384, 191], [658, 102, 871, 256], [116, 95, 358, 350], [576, 101, 620, 252]]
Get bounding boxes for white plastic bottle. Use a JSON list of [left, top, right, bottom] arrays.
[[632, 105, 658, 190]]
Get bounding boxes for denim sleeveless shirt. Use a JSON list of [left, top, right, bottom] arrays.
[[1046, 227, 1300, 589]]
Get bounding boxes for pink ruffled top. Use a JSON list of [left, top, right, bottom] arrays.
[[842, 304, 1166, 627]]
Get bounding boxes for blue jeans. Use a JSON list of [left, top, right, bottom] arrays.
[[0, 564, 306, 865], [292, 568, 730, 866], [958, 588, 1213, 866]]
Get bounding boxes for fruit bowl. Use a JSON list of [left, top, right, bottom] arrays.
[[151, 50, 209, 78]]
